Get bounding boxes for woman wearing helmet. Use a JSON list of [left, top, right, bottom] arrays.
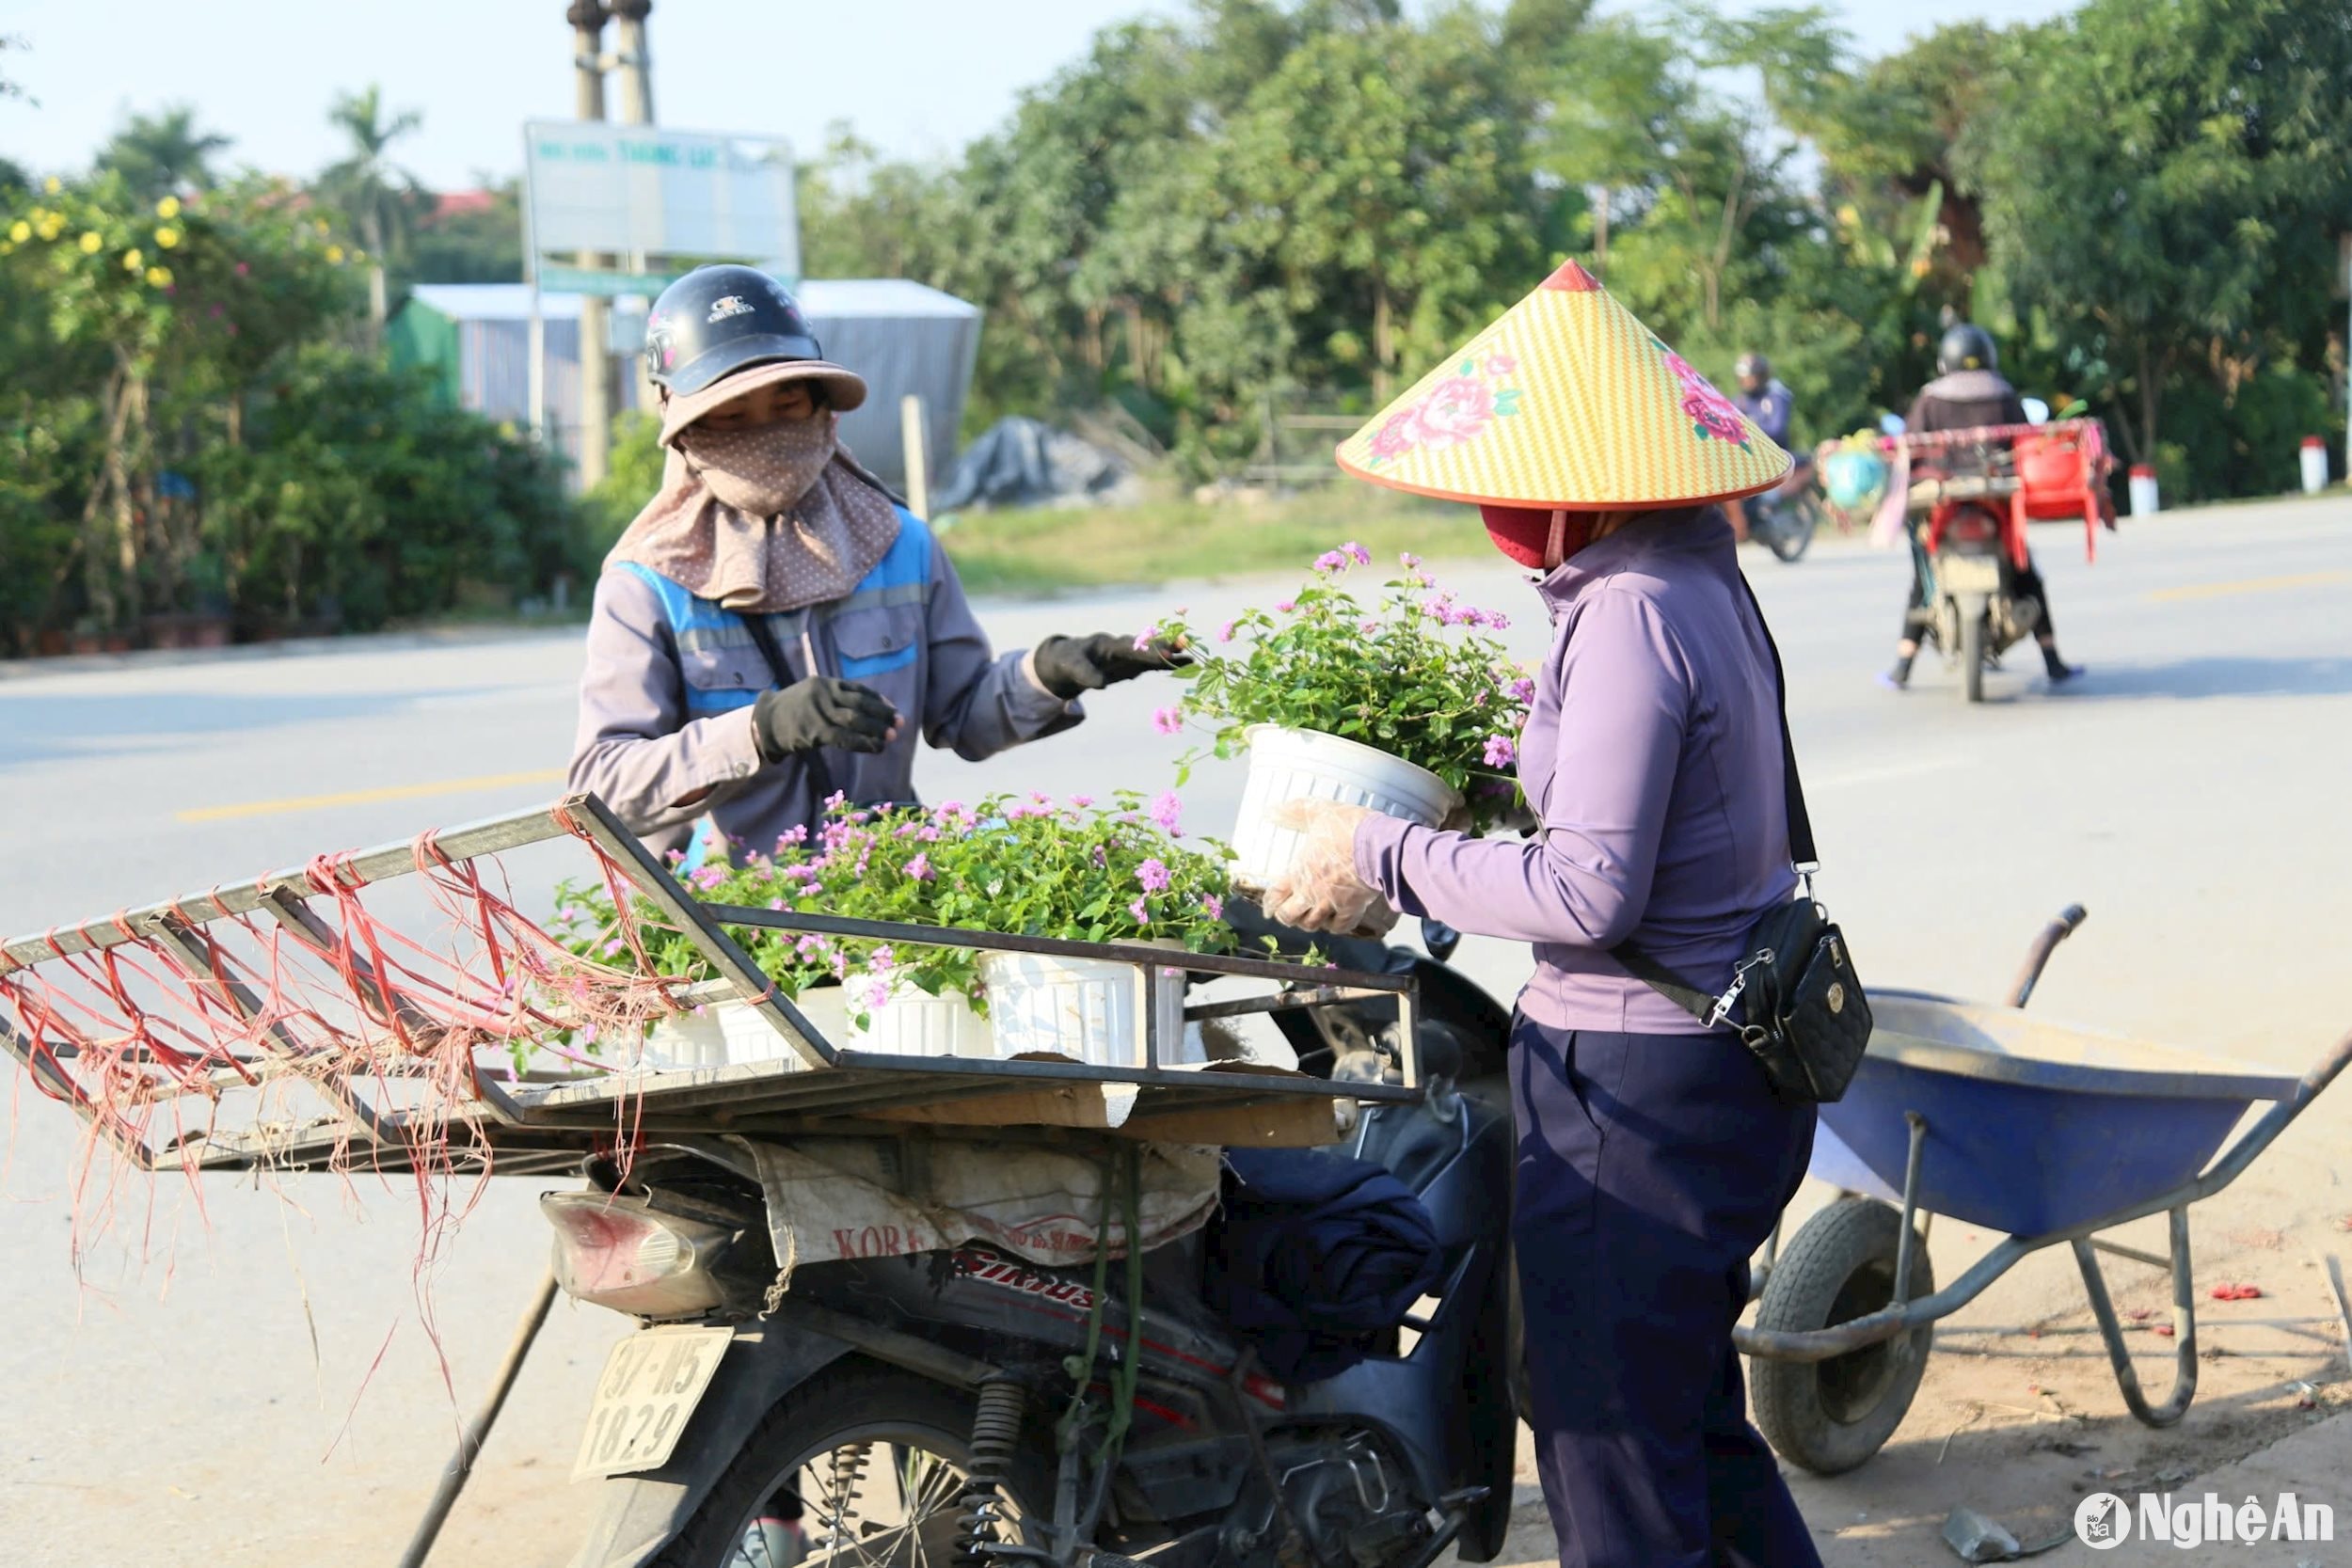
[[569, 264, 1175, 862]]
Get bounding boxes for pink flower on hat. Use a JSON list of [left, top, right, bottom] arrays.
[[1407, 376, 1497, 451], [1368, 410, 1418, 462], [1661, 346, 1751, 447]]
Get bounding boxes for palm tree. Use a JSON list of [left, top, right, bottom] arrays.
[[319, 85, 423, 330], [95, 105, 233, 199]]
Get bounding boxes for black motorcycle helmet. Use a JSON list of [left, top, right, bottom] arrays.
[[644, 264, 825, 396], [1936, 323, 1997, 376]]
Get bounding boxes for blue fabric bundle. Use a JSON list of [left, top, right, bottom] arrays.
[[1204, 1148, 1444, 1384]]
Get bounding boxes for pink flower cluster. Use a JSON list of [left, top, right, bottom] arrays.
[[1313, 541, 1375, 574], [1420, 591, 1509, 630]]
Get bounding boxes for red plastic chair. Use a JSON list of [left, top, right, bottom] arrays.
[[2010, 420, 2111, 562]]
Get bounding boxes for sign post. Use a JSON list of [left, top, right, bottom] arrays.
[[521, 122, 800, 283], [521, 121, 799, 488]]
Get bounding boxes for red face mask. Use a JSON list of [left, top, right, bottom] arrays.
[[1479, 505, 1591, 569]]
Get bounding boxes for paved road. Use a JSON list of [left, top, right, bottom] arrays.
[[2, 498, 2346, 1565]]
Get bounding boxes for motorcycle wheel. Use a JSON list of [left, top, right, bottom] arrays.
[[1960, 612, 1986, 704], [650, 1360, 1048, 1568], [1766, 494, 1820, 563]]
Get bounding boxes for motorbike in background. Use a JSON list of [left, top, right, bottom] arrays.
[[554, 911, 1521, 1568], [1739, 452, 1822, 563], [1902, 440, 2041, 704], [1893, 402, 2109, 704]]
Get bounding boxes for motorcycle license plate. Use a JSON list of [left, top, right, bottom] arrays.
[[572, 1324, 734, 1481], [1938, 554, 2001, 594]]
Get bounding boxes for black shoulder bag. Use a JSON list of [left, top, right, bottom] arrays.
[[1610, 578, 1873, 1103]]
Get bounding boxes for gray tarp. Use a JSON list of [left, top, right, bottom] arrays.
[[934, 416, 1131, 513]]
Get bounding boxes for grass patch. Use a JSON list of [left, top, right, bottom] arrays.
[[938, 486, 1492, 595]]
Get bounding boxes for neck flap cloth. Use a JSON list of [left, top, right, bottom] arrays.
[[607, 413, 903, 614], [1334, 260, 1792, 510]]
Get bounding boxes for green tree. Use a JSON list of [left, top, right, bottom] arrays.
[[407, 180, 525, 284], [1963, 0, 2352, 471], [0, 172, 363, 631], [1215, 12, 1540, 400], [93, 105, 232, 200], [318, 85, 424, 329]]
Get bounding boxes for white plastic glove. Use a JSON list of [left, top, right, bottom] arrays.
[[1260, 799, 1400, 938]]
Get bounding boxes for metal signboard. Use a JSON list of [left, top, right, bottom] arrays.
[[523, 120, 799, 280]]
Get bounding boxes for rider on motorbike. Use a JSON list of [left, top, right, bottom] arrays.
[[1734, 352, 1793, 448], [1733, 353, 1804, 543], [1882, 324, 2084, 689]]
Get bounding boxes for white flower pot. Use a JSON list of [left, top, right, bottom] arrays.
[[852, 978, 991, 1058], [640, 981, 990, 1069], [979, 941, 1205, 1069], [1229, 724, 1461, 891], [641, 984, 842, 1071]]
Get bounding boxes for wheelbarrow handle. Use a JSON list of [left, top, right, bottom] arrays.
[[2008, 903, 2089, 1009]]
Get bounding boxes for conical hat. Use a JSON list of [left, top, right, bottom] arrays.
[[1335, 261, 1791, 509]]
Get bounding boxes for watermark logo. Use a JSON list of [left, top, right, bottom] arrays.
[[2076, 1493, 2130, 1549], [2074, 1491, 2334, 1551]]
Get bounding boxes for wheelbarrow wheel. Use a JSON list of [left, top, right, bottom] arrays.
[[1750, 1197, 1935, 1475]]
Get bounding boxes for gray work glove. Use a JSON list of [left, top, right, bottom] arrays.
[[1030, 633, 1187, 701], [752, 678, 901, 763]]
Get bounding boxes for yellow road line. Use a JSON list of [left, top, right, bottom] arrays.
[[177, 768, 567, 824], [2150, 569, 2352, 603]]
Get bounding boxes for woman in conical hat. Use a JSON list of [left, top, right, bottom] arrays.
[[1264, 261, 1824, 1568]]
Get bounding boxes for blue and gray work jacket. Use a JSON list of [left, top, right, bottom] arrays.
[[568, 509, 1080, 862]]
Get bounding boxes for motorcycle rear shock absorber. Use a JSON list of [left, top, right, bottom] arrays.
[[957, 1375, 1030, 1565], [811, 1443, 872, 1562]]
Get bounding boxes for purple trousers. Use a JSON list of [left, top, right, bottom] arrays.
[[1511, 1018, 1821, 1568]]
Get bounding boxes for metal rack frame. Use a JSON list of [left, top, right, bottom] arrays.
[[1, 794, 1421, 1175]]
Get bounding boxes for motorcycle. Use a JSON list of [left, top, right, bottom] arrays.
[[1739, 454, 1821, 563], [557, 911, 1520, 1568], [1881, 401, 2114, 704], [1900, 436, 2042, 705]]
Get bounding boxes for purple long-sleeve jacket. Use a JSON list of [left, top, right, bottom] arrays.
[[1353, 508, 1796, 1035], [569, 519, 1079, 861]]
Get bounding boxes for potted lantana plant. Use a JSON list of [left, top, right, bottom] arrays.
[[917, 789, 1238, 1067], [1152, 546, 1532, 889], [551, 805, 993, 1069], [552, 790, 1249, 1070]]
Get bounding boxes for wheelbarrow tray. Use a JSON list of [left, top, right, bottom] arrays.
[[1810, 995, 2298, 1236]]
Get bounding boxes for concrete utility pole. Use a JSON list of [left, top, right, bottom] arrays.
[[612, 0, 660, 419], [612, 0, 655, 125], [568, 0, 612, 489]]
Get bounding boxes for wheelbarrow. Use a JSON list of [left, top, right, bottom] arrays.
[[1735, 907, 2352, 1473]]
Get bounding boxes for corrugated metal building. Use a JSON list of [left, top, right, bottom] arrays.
[[389, 279, 982, 493]]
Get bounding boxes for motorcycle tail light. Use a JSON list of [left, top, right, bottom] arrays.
[[542, 1192, 733, 1320], [1947, 511, 1998, 544]]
